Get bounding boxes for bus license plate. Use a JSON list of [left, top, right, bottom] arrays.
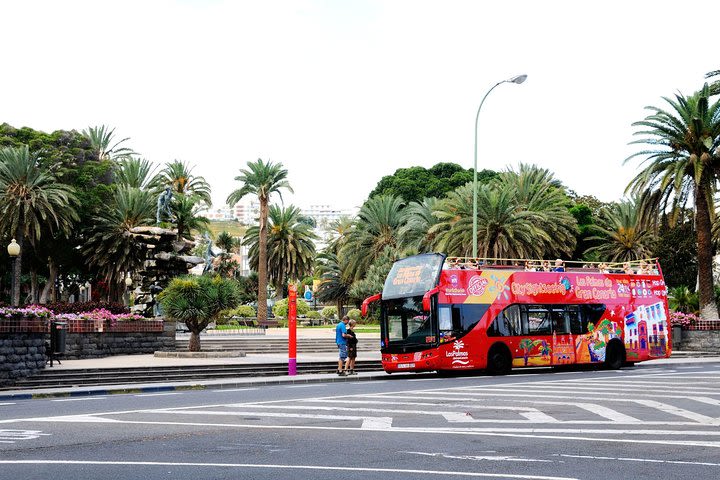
[[397, 363, 415, 369]]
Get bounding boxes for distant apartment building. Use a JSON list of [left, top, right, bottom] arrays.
[[203, 207, 234, 221], [301, 204, 355, 229], [230, 199, 261, 225]]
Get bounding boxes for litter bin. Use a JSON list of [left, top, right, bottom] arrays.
[[49, 321, 67, 366]]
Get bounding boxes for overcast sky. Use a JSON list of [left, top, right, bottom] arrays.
[[2, 0, 718, 211]]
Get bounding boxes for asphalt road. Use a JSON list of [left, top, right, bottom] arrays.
[[1, 362, 720, 480]]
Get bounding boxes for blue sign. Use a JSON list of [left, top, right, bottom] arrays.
[[304, 289, 313, 301]]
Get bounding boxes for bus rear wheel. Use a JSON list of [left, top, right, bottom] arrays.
[[486, 345, 512, 376], [604, 341, 625, 370]]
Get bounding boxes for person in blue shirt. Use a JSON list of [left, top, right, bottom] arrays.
[[552, 259, 565, 272], [336, 315, 350, 375]]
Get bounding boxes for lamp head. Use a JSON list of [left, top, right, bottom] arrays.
[[125, 276, 133, 287], [509, 74, 527, 84], [7, 239, 20, 257]]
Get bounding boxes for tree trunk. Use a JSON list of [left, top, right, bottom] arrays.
[[188, 329, 201, 352], [337, 299, 344, 319], [11, 234, 23, 307], [695, 186, 719, 320], [39, 257, 57, 304], [30, 270, 38, 304], [257, 197, 269, 322]]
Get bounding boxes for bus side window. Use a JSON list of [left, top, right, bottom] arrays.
[[567, 305, 583, 334], [438, 306, 452, 332], [579, 304, 606, 333], [526, 305, 551, 335], [488, 305, 520, 337], [551, 307, 569, 334]]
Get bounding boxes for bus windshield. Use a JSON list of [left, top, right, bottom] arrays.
[[382, 295, 435, 349]]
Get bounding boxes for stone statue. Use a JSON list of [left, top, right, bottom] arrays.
[[156, 187, 173, 224], [202, 233, 215, 274]]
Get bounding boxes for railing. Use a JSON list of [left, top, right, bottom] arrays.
[[444, 256, 661, 275]]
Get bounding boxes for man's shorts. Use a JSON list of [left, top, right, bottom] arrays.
[[337, 344, 348, 360]]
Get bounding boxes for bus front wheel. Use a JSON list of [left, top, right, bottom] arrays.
[[486, 345, 512, 376], [604, 341, 625, 370]]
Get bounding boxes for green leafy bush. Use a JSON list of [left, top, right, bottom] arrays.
[[272, 298, 311, 318], [221, 305, 256, 318], [347, 308, 362, 322], [305, 310, 321, 319], [321, 306, 337, 319]]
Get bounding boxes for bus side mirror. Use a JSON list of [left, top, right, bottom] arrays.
[[422, 287, 439, 311], [361, 293, 381, 317]]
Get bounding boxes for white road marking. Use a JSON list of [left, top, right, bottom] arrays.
[[133, 393, 181, 397], [211, 388, 258, 393], [403, 451, 553, 463], [0, 460, 579, 479], [286, 384, 326, 388], [0, 429, 51, 443], [556, 453, 720, 467], [0, 403, 16, 406], [519, 411, 560, 423], [52, 397, 108, 402], [633, 399, 716, 424]]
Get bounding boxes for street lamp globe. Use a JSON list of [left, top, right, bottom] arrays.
[[510, 74, 528, 84], [7, 239, 20, 257], [125, 276, 133, 287]]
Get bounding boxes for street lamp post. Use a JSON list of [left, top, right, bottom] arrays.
[[7, 239, 20, 307], [472, 74, 528, 258]]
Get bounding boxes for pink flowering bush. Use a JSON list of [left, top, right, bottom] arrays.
[[55, 309, 145, 327], [670, 311, 698, 328], [0, 306, 53, 319]]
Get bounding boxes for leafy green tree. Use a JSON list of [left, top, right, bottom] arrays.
[[159, 275, 241, 351], [243, 205, 317, 299], [669, 286, 699, 313], [655, 218, 697, 288], [82, 186, 155, 301], [0, 146, 79, 305], [227, 158, 293, 322], [585, 199, 655, 262], [369, 162, 495, 203], [341, 195, 405, 281], [348, 246, 396, 303], [626, 85, 720, 319], [272, 297, 311, 318], [82, 125, 134, 161], [160, 159, 212, 207], [236, 272, 259, 305]]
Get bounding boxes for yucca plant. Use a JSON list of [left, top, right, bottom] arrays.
[[159, 275, 241, 351]]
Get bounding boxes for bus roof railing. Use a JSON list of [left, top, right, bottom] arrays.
[[443, 257, 660, 275]]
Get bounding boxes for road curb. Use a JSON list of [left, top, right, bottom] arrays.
[[0, 373, 395, 401]]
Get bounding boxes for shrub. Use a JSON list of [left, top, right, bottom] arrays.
[[222, 305, 256, 318], [347, 308, 362, 322], [321, 306, 337, 319], [272, 298, 310, 318], [305, 310, 321, 319], [41, 301, 130, 315]]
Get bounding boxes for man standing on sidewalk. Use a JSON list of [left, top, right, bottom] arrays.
[[336, 315, 350, 375]]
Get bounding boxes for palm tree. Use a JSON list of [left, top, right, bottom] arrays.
[[431, 183, 546, 259], [243, 205, 317, 299], [498, 164, 577, 258], [584, 199, 656, 262], [114, 157, 163, 192], [323, 215, 354, 254], [82, 125, 134, 161], [626, 85, 720, 319], [82, 186, 155, 301], [340, 195, 406, 281], [315, 251, 352, 317], [171, 194, 210, 239], [160, 160, 212, 207], [398, 197, 440, 254], [0, 146, 79, 305], [227, 158, 293, 321]]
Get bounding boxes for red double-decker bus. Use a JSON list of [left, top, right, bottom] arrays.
[[362, 253, 670, 375]]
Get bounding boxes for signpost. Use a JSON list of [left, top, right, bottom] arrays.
[[288, 283, 297, 376]]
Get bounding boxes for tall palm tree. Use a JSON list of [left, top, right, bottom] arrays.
[[0, 146, 79, 305], [114, 157, 163, 192], [398, 197, 440, 254], [243, 205, 317, 299], [82, 125, 135, 161], [626, 85, 720, 319], [585, 199, 656, 262], [340, 195, 406, 281], [227, 158, 293, 321], [323, 215, 354, 254], [82, 186, 155, 301], [160, 160, 212, 207]]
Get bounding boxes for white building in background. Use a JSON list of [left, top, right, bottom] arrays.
[[301, 204, 356, 230], [203, 207, 234, 221], [230, 199, 261, 225]]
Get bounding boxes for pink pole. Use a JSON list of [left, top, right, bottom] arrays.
[[288, 283, 297, 376]]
